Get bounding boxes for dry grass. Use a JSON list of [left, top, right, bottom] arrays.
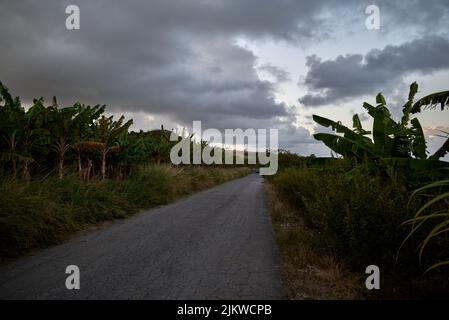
[[265, 183, 364, 300], [0, 165, 251, 260]]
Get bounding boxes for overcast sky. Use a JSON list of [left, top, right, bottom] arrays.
[[1, 0, 448, 156]]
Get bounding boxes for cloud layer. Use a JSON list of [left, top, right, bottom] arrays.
[[1, 0, 448, 155], [299, 36, 449, 107]]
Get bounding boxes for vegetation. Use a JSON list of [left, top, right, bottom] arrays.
[[265, 182, 362, 299], [0, 81, 176, 181], [2, 78, 448, 297], [0, 164, 250, 260], [401, 175, 449, 272], [0, 82, 253, 182], [268, 83, 449, 298], [312, 83, 449, 181]]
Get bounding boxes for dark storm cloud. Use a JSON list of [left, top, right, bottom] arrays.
[[299, 36, 449, 107], [1, 0, 448, 153], [0, 0, 332, 131], [379, 0, 449, 35]]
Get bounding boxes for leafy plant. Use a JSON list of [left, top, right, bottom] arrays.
[[312, 82, 449, 180], [0, 81, 192, 181]]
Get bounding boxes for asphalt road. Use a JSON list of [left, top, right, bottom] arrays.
[[0, 174, 285, 299]]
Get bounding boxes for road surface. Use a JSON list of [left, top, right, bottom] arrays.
[[0, 174, 285, 299]]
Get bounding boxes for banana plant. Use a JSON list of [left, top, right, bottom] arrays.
[[71, 103, 105, 176], [20, 98, 49, 180], [0, 82, 29, 178], [313, 82, 449, 176], [47, 97, 79, 179], [93, 115, 133, 180]]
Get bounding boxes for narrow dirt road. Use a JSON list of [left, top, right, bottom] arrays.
[[0, 174, 285, 299]]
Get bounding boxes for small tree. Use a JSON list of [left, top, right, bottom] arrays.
[[47, 97, 78, 179], [93, 115, 132, 180]]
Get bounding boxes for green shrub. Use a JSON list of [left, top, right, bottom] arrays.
[[0, 166, 250, 259], [270, 167, 425, 272]]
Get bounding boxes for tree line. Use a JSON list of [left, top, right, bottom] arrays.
[[0, 82, 258, 182], [0, 82, 179, 181]]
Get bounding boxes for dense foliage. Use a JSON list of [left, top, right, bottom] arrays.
[[0, 82, 189, 181], [312, 83, 449, 183], [270, 83, 449, 286]]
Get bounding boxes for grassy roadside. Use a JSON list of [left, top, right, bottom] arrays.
[[0, 165, 250, 261], [265, 164, 449, 299], [265, 182, 364, 299]]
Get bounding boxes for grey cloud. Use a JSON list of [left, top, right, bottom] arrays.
[[379, 1, 449, 35], [1, 0, 448, 154], [259, 64, 291, 83], [299, 36, 449, 107], [0, 1, 296, 132]]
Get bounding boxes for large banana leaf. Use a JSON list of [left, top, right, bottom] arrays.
[[430, 136, 449, 160], [411, 90, 449, 113], [410, 118, 427, 159], [313, 132, 377, 159], [352, 114, 370, 135], [400, 82, 418, 126], [312, 115, 374, 150], [362, 102, 399, 157]]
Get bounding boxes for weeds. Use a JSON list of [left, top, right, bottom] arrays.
[[265, 183, 363, 299], [0, 165, 250, 259]]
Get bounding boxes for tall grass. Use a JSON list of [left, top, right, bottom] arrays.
[[265, 183, 362, 299], [267, 159, 449, 298], [0, 165, 250, 259], [267, 164, 439, 273]]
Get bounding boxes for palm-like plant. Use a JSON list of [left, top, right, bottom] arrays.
[[93, 115, 133, 180], [312, 82, 449, 177], [1, 81, 179, 181], [20, 98, 48, 180], [47, 97, 79, 179], [0, 82, 29, 179], [71, 103, 105, 176]]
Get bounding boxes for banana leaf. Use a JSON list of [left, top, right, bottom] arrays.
[[411, 90, 449, 113], [430, 136, 449, 160], [410, 118, 427, 159], [313, 132, 377, 159]]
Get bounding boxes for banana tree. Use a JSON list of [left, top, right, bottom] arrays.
[[93, 115, 133, 180], [412, 90, 449, 159], [71, 103, 105, 177], [113, 134, 147, 178], [47, 97, 78, 179], [20, 98, 49, 180], [152, 127, 173, 165], [313, 82, 449, 176], [0, 82, 29, 179]]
